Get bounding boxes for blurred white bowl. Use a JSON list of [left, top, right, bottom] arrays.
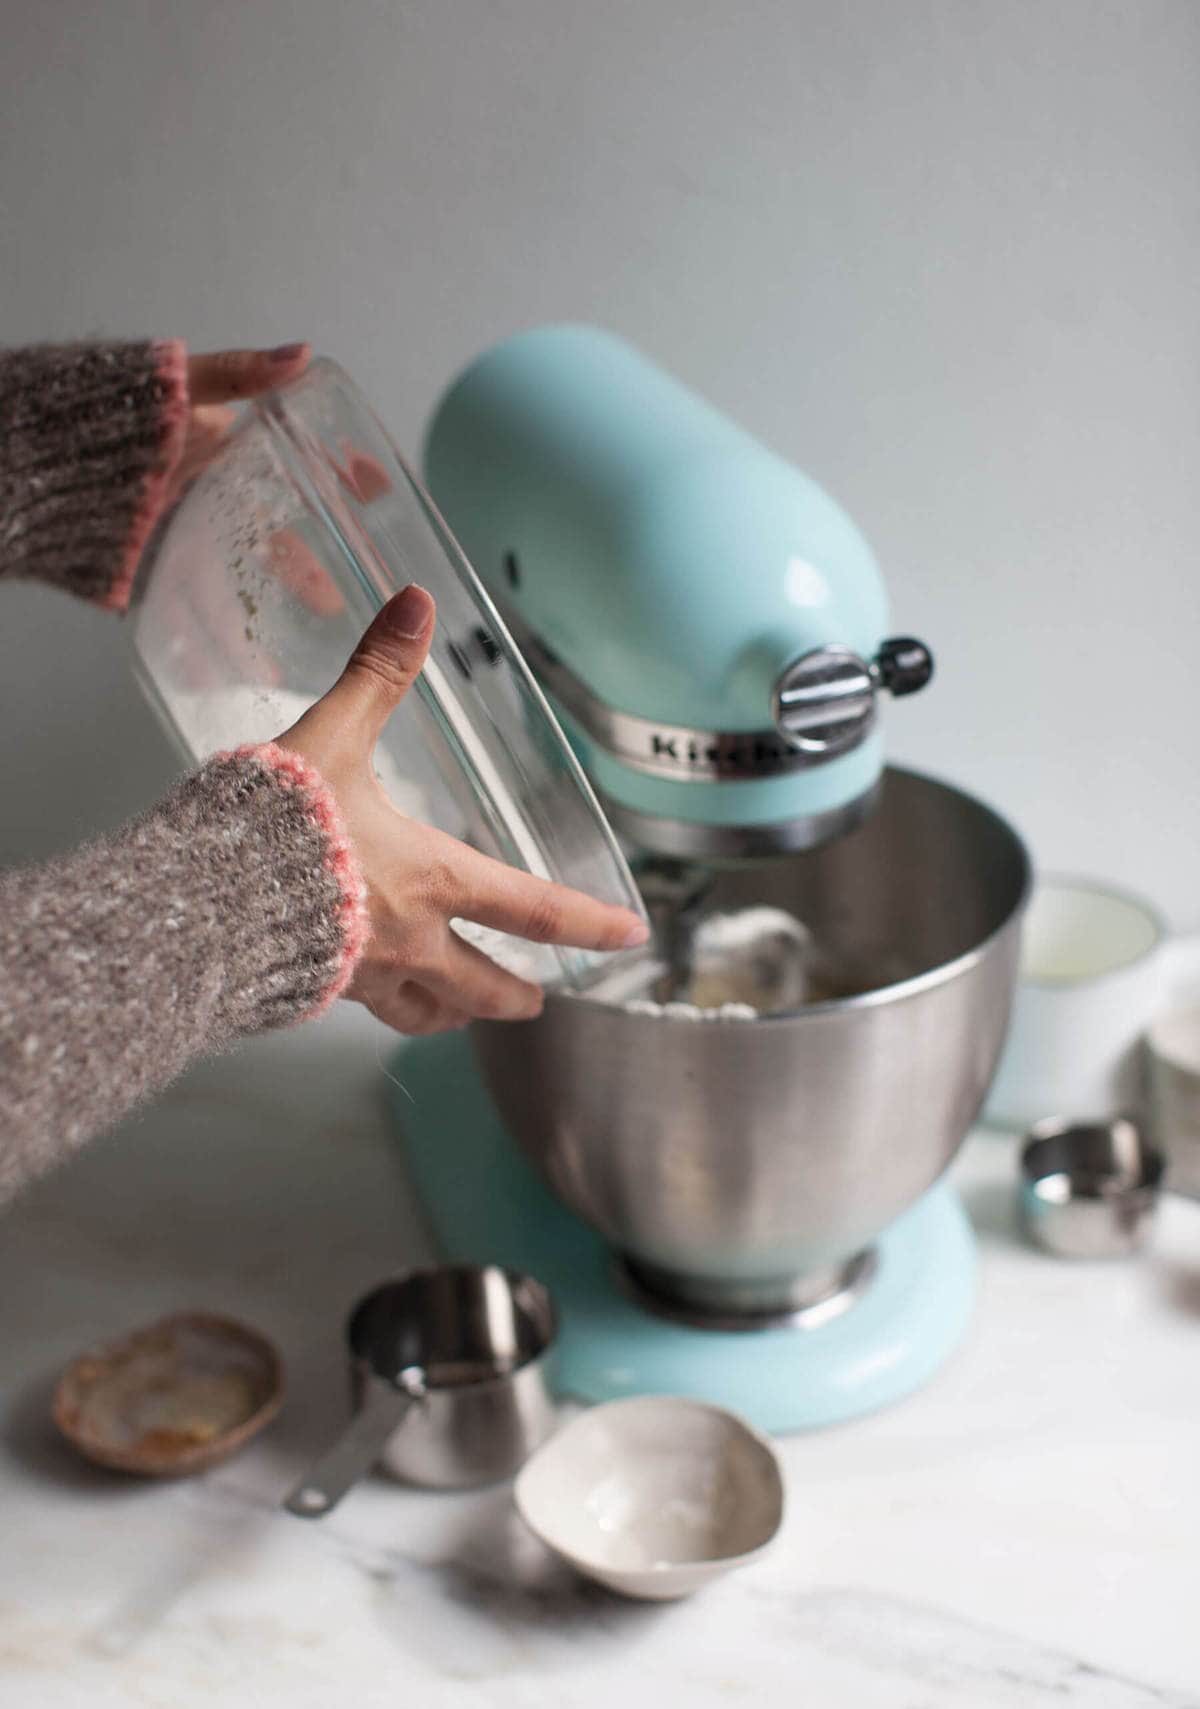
[[987, 875, 1168, 1129], [514, 1396, 784, 1602]]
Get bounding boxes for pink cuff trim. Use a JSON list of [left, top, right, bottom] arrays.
[[233, 741, 370, 1018], [100, 338, 190, 614]]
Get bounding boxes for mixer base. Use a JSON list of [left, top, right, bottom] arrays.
[[614, 1247, 879, 1331], [387, 1032, 977, 1434]]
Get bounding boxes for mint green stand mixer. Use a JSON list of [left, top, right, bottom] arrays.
[[425, 324, 932, 858], [389, 325, 1028, 1431]]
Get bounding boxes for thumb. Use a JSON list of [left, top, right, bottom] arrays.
[[329, 585, 436, 741]]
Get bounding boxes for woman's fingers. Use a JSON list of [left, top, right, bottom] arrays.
[[269, 528, 347, 616], [271, 585, 648, 1036], [450, 844, 648, 953], [166, 404, 239, 507], [187, 343, 311, 405], [181, 403, 237, 461], [353, 937, 541, 1032], [330, 440, 393, 503], [352, 972, 470, 1037]]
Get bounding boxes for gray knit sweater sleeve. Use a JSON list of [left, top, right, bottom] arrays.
[[0, 339, 189, 610], [0, 744, 368, 1203], [0, 342, 368, 1200]]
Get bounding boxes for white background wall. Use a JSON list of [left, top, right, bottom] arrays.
[[2, 1, 1197, 922]]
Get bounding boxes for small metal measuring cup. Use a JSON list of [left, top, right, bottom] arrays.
[[285, 1265, 557, 1516], [1018, 1117, 1165, 1259]]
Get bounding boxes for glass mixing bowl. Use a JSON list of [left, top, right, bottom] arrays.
[[129, 358, 646, 988]]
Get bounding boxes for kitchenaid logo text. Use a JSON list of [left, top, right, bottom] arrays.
[[644, 730, 798, 776]]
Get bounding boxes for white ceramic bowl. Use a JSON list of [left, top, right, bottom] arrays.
[[513, 1396, 784, 1602], [986, 876, 1168, 1129]]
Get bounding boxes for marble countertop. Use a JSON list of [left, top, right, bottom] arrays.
[[1, 1003, 1197, 1708]]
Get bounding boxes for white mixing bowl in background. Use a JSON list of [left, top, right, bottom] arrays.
[[985, 876, 1170, 1130]]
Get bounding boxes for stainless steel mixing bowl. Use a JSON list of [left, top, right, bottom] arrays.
[[472, 767, 1030, 1324]]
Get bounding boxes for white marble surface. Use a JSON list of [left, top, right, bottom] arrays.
[[1, 1004, 1197, 1707]]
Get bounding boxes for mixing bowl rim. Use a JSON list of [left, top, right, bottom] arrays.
[[564, 765, 1031, 1024]]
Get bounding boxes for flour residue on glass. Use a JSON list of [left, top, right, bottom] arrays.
[[171, 686, 434, 823], [451, 918, 549, 981]]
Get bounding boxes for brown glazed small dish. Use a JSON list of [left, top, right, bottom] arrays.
[[52, 1311, 285, 1476]]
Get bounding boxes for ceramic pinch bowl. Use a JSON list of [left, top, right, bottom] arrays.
[[514, 1396, 784, 1602], [52, 1312, 285, 1476]]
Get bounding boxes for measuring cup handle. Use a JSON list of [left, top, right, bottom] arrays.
[[283, 1384, 419, 1518]]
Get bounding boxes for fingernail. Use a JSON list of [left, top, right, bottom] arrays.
[[622, 920, 651, 947], [268, 342, 307, 364], [390, 583, 434, 638]]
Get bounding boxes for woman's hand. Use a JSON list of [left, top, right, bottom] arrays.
[[170, 344, 313, 503], [277, 585, 649, 1035], [174, 343, 356, 619]]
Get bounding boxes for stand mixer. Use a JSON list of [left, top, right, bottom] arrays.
[[389, 326, 1030, 1430]]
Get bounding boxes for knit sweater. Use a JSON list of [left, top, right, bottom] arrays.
[[0, 342, 368, 1201]]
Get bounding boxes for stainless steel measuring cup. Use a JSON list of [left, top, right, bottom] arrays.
[[1018, 1117, 1165, 1259], [284, 1265, 557, 1516]]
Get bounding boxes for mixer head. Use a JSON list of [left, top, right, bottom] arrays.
[[424, 325, 932, 861]]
